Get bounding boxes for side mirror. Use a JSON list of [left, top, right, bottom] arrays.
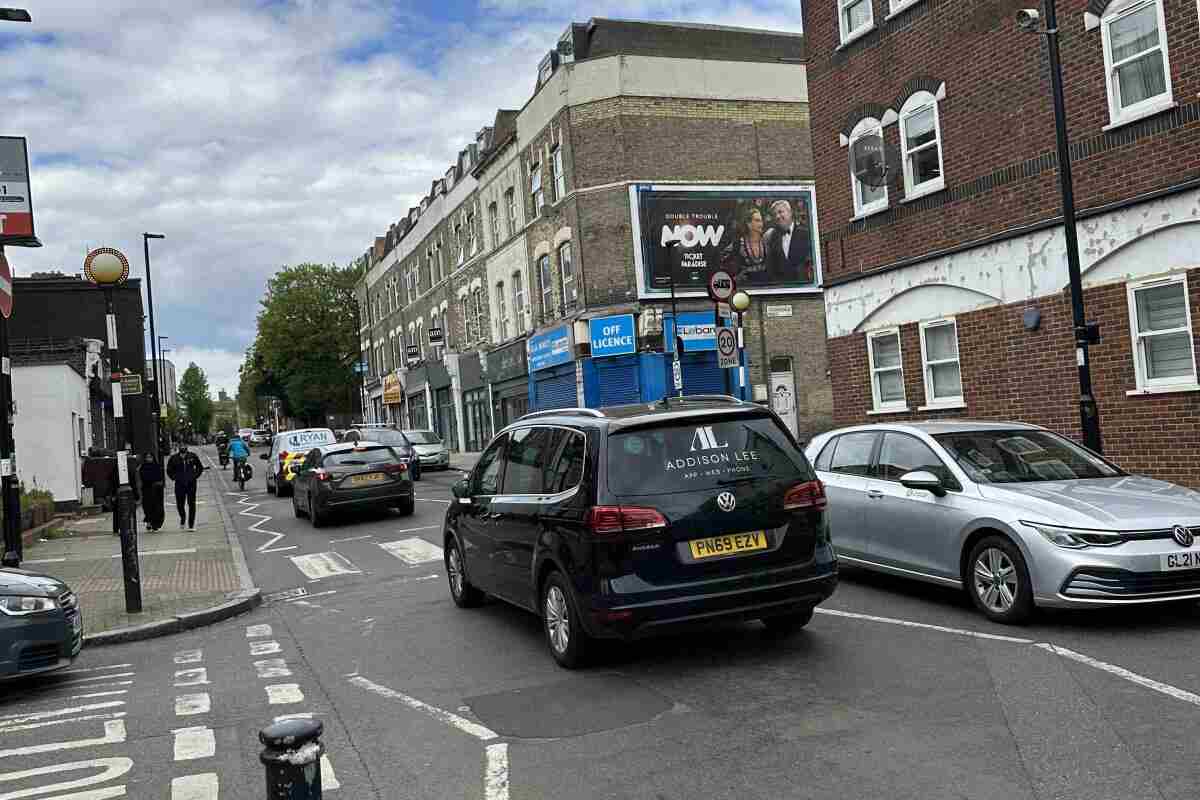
[[899, 470, 946, 497], [452, 478, 470, 500], [259, 453, 269, 460]]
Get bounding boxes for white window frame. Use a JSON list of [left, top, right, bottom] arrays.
[[866, 328, 908, 413], [460, 295, 472, 342], [472, 287, 485, 344], [415, 320, 425, 360], [918, 318, 964, 408], [512, 271, 526, 329], [530, 164, 544, 211], [1126, 273, 1198, 392], [505, 188, 517, 234], [838, 0, 875, 47], [496, 281, 509, 341], [552, 147, 566, 201], [887, 0, 922, 18], [489, 202, 500, 247], [539, 255, 554, 320], [1100, 0, 1174, 129], [899, 91, 945, 200], [467, 212, 477, 256], [558, 243, 576, 308], [848, 116, 889, 218]]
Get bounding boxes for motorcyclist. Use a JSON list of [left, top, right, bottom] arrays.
[[228, 435, 250, 481]]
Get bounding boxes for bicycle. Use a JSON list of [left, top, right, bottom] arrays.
[[234, 458, 247, 491]]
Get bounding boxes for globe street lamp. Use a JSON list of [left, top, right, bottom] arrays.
[[83, 246, 142, 614], [731, 291, 751, 400]]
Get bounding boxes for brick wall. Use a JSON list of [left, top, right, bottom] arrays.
[[829, 268, 1200, 487]]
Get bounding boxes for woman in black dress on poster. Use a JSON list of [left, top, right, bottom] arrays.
[[721, 206, 768, 287]]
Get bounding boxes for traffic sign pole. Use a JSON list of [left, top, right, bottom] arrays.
[[0, 247, 18, 567]]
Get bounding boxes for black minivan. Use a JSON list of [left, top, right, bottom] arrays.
[[443, 396, 838, 668]]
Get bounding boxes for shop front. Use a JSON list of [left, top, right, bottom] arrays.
[[405, 365, 429, 430], [489, 337, 529, 430], [580, 313, 656, 407], [664, 310, 735, 396], [429, 361, 457, 452], [382, 372, 403, 425], [527, 325, 577, 411], [460, 352, 492, 452]]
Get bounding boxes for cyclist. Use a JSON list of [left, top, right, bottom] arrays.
[[227, 435, 250, 486]]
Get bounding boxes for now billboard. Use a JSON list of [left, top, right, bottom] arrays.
[[630, 184, 820, 299]]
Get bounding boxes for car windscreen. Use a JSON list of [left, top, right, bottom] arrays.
[[607, 415, 811, 496], [403, 431, 440, 444], [933, 430, 1124, 483], [322, 447, 396, 467], [364, 430, 409, 446]]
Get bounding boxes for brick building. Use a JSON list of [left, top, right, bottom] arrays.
[[357, 18, 833, 449], [806, 0, 1200, 486]]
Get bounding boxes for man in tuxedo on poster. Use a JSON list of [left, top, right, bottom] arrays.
[[762, 198, 814, 285]]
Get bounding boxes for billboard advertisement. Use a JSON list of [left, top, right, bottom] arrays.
[[630, 184, 820, 299], [0, 137, 35, 245]]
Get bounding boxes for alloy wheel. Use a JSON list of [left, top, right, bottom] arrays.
[[545, 586, 570, 655], [973, 547, 1018, 613], [448, 546, 464, 598]]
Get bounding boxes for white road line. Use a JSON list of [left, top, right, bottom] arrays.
[[0, 701, 124, 724], [266, 546, 299, 552], [392, 525, 442, 534], [1037, 642, 1200, 707], [289, 552, 360, 580], [173, 650, 203, 665], [0, 711, 126, 734], [110, 548, 195, 558], [348, 676, 497, 741], [173, 727, 216, 761], [265, 684, 304, 705], [246, 624, 272, 638], [814, 608, 1036, 644], [174, 668, 209, 687], [174, 694, 211, 716], [379, 537, 444, 565], [329, 534, 374, 544], [171, 773, 218, 800], [54, 680, 133, 691], [68, 691, 128, 700], [0, 719, 125, 759], [249, 641, 282, 656], [53, 672, 136, 684], [273, 713, 313, 722], [322, 754, 341, 790], [253, 659, 292, 679], [0, 756, 132, 799], [21, 558, 66, 565], [286, 590, 336, 602], [415, 498, 451, 504], [237, 494, 290, 553], [57, 663, 132, 675], [485, 743, 509, 800]]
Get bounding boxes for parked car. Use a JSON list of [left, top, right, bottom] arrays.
[[237, 427, 254, 443], [0, 569, 82, 680], [263, 427, 338, 497], [250, 429, 272, 446], [444, 397, 838, 668], [806, 421, 1200, 624], [291, 442, 415, 526], [402, 429, 450, 471], [341, 427, 421, 480]]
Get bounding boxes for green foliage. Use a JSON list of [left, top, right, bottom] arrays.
[[178, 363, 214, 434]]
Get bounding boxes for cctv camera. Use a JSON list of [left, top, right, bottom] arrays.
[[1016, 9, 1040, 30]]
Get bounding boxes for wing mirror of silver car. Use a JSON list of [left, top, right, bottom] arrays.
[[899, 470, 946, 497]]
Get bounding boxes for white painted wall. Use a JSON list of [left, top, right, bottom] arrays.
[[485, 234, 532, 342], [826, 187, 1200, 337], [12, 365, 89, 504]]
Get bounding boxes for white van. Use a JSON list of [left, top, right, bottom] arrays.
[[264, 428, 336, 496]]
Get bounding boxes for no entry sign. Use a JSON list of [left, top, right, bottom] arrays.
[[0, 249, 12, 320], [707, 270, 735, 303]]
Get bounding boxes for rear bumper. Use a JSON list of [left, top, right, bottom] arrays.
[[315, 484, 414, 514]]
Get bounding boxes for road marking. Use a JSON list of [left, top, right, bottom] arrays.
[[110, 548, 195, 558], [0, 711, 126, 734], [237, 495, 290, 552], [171, 773, 218, 800], [289, 552, 360, 580], [265, 684, 304, 705], [250, 641, 282, 656], [174, 668, 209, 687], [54, 672, 136, 684], [393, 525, 441, 534], [485, 743, 509, 800], [55, 680, 134, 690], [322, 755, 341, 790], [348, 676, 497, 741], [57, 663, 132, 675], [173, 727, 216, 761], [265, 587, 307, 602], [286, 590, 336, 602], [814, 608, 1036, 644], [273, 713, 313, 722], [246, 623, 272, 638], [69, 691, 128, 700], [253, 659, 292, 679], [0, 719, 125, 759], [1037, 642, 1200, 707], [0, 756, 132, 799], [329, 534, 374, 544], [415, 498, 451, 504], [174, 650, 203, 664], [379, 537, 444, 565], [0, 701, 124, 724], [21, 558, 66, 564], [174, 694, 211, 716]]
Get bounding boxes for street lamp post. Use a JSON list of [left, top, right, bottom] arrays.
[[1020, 1, 1103, 452], [731, 291, 751, 400], [83, 247, 141, 614], [143, 233, 164, 456]]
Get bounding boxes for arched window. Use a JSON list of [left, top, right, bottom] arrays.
[[849, 116, 888, 217], [1100, 0, 1173, 127], [899, 90, 944, 199]]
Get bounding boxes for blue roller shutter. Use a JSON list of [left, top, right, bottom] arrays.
[[682, 351, 728, 395], [596, 355, 641, 407], [533, 364, 577, 411]]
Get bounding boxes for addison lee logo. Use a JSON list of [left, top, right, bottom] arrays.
[[690, 426, 728, 452]]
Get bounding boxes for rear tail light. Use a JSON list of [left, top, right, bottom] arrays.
[[314, 469, 330, 482], [382, 463, 407, 474], [784, 480, 827, 511], [586, 506, 668, 535]]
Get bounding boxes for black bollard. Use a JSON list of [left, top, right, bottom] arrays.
[[115, 484, 141, 613], [260, 718, 324, 800]]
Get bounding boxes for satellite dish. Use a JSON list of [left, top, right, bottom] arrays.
[[849, 133, 896, 190]]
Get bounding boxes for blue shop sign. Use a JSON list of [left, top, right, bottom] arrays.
[[664, 311, 723, 352], [528, 325, 574, 372], [588, 314, 637, 358]]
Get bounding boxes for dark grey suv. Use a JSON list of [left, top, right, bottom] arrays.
[[444, 396, 838, 668], [0, 569, 82, 679]]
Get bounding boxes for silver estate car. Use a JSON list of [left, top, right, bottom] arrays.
[[805, 421, 1200, 623]]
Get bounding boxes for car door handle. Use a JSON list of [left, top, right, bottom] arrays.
[[866, 489, 884, 499]]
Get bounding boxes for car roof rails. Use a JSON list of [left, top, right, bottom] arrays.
[[519, 408, 606, 421], [657, 394, 744, 408]]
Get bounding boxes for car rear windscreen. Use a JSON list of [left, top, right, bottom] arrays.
[[364, 430, 409, 446], [403, 431, 440, 444], [323, 447, 396, 467], [607, 416, 811, 496]]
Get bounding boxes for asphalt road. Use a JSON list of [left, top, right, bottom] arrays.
[[4, 444, 1200, 799]]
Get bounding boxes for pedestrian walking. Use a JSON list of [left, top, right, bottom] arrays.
[[166, 444, 205, 531], [138, 451, 166, 532]]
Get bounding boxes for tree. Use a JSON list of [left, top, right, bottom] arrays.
[[251, 262, 362, 425], [178, 363, 214, 434]]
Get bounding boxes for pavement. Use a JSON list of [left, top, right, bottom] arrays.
[[2, 443, 1200, 799], [19, 457, 251, 636]]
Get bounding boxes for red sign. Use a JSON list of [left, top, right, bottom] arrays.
[[0, 138, 36, 246], [707, 269, 735, 303], [0, 250, 12, 319]]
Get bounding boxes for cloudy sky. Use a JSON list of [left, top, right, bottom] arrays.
[[0, 1, 803, 397]]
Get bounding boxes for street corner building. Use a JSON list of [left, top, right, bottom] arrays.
[[353, 18, 836, 451], [805, 0, 1200, 487]]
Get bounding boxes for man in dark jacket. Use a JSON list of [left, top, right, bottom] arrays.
[[166, 444, 205, 530]]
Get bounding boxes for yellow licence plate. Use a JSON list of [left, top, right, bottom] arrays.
[[350, 473, 386, 485], [689, 531, 767, 560]]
